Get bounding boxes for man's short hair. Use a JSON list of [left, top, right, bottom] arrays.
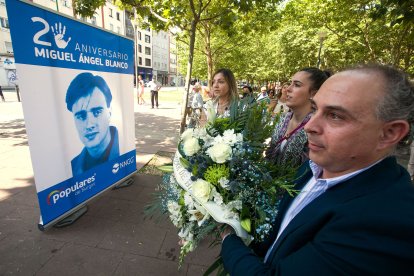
[[345, 64, 414, 124], [66, 72, 112, 112], [243, 85, 253, 93]]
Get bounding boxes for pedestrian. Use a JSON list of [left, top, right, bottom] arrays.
[[256, 86, 269, 102], [148, 77, 161, 109], [220, 64, 414, 275], [0, 85, 5, 102], [137, 75, 145, 105]]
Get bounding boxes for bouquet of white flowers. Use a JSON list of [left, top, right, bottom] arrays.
[[148, 99, 296, 268]]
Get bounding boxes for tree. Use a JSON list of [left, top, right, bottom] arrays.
[[74, 0, 278, 133]]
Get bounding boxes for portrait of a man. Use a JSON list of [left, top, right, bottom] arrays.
[[66, 72, 119, 176]]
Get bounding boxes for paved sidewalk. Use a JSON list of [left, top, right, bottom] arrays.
[[0, 94, 219, 275]]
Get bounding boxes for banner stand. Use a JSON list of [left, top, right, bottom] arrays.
[[53, 205, 88, 228], [113, 177, 134, 189]]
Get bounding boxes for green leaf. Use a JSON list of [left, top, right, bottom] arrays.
[[240, 218, 251, 233], [156, 165, 173, 173], [179, 157, 190, 169]]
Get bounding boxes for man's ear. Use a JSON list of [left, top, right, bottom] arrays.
[[378, 120, 410, 149]]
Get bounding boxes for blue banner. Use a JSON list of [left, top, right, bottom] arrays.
[[7, 0, 133, 74], [38, 150, 137, 224], [7, 0, 137, 227]]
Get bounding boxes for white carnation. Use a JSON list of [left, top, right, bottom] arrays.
[[183, 137, 201, 156], [167, 201, 183, 227], [211, 189, 224, 205], [184, 192, 195, 208], [207, 143, 232, 163], [219, 177, 230, 190]]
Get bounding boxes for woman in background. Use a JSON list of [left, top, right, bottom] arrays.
[[209, 68, 239, 118], [137, 75, 145, 105], [266, 68, 330, 167]]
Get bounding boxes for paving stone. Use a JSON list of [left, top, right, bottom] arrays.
[[115, 253, 188, 276], [36, 243, 123, 276], [0, 234, 65, 275], [43, 216, 115, 247], [98, 220, 168, 257]]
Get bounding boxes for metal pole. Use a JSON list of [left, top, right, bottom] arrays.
[[176, 38, 179, 92], [133, 11, 139, 90], [317, 38, 323, 68]]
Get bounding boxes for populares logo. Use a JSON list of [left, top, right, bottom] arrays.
[[46, 174, 96, 205], [112, 157, 135, 174], [47, 190, 61, 205]]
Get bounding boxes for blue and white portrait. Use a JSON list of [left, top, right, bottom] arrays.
[[66, 72, 120, 175]]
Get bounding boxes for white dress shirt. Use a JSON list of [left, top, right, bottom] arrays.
[[264, 159, 382, 262]]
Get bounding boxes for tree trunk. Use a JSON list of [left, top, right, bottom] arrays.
[[204, 23, 214, 88], [179, 19, 198, 134]]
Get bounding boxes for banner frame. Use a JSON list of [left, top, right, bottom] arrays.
[[7, 0, 137, 230]]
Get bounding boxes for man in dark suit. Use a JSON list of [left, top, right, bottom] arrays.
[[220, 64, 414, 275]]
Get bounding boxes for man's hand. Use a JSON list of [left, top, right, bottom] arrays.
[[220, 225, 235, 241], [51, 22, 71, 49]]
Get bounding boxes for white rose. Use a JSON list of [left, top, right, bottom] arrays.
[[181, 128, 194, 141], [207, 143, 232, 163], [183, 137, 201, 156], [192, 179, 212, 202]]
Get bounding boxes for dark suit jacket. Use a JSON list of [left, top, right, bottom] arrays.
[[71, 126, 119, 176], [221, 157, 414, 275]]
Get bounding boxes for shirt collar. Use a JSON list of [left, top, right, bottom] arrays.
[[309, 159, 384, 190]]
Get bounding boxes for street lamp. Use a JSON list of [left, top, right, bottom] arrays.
[[317, 31, 327, 68]]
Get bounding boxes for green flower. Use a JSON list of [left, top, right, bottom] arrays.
[[203, 164, 230, 186]]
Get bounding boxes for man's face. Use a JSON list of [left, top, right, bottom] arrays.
[[72, 88, 111, 150], [304, 71, 386, 178]]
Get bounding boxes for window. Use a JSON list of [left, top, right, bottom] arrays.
[[62, 0, 70, 7], [139, 57, 142, 65], [0, 0, 6, 5], [110, 24, 114, 31], [5, 41, 13, 54], [0, 17, 9, 29], [145, 58, 151, 67], [138, 44, 142, 53], [109, 8, 113, 17], [145, 47, 151, 55], [91, 16, 97, 25], [145, 35, 150, 43], [138, 31, 141, 40], [116, 12, 120, 21]]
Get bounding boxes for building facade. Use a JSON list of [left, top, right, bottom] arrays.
[[152, 30, 168, 85], [0, 0, 15, 88], [0, 0, 182, 87]]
